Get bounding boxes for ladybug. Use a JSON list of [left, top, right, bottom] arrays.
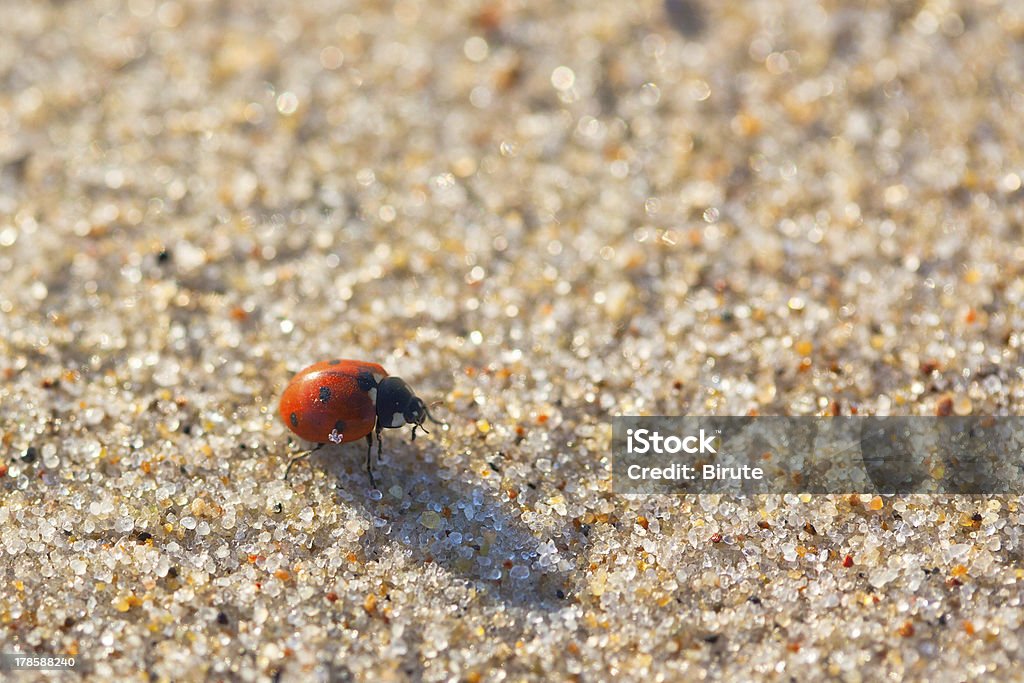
[[279, 359, 441, 487]]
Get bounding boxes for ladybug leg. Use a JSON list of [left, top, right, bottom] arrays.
[[283, 442, 323, 481], [365, 433, 377, 490]]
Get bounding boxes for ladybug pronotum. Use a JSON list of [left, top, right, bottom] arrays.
[[279, 359, 441, 488]]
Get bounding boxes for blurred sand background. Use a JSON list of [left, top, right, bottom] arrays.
[[2, 0, 1024, 680]]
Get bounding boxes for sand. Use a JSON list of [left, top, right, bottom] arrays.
[[2, 0, 1023, 680]]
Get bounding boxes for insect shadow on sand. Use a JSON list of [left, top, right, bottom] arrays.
[[307, 436, 577, 614]]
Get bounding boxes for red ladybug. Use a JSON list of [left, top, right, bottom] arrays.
[[279, 359, 441, 488]]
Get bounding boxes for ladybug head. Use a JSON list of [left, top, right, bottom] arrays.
[[376, 377, 443, 432]]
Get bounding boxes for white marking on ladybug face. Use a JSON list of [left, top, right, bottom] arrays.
[[373, 373, 384, 384], [368, 388, 377, 402], [391, 412, 404, 428]]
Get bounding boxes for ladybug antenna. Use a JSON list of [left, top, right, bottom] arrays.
[[423, 403, 446, 426]]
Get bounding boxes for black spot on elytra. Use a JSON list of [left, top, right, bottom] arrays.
[[319, 386, 331, 403], [328, 359, 341, 365], [356, 371, 376, 392], [334, 420, 346, 433], [289, 412, 299, 428]]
